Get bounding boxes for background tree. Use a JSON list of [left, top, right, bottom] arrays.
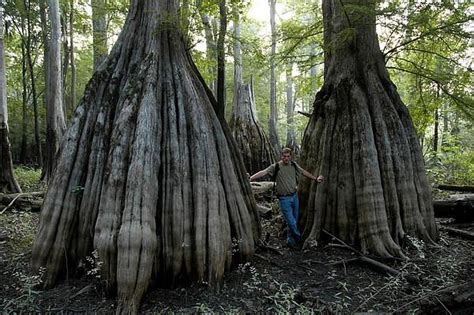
[[43, 0, 66, 181], [196, 0, 218, 95], [30, 1, 260, 313], [216, 0, 227, 118], [92, 0, 107, 70], [285, 62, 296, 151], [230, 8, 276, 174], [0, 0, 21, 193], [267, 0, 280, 152], [299, 0, 438, 257]]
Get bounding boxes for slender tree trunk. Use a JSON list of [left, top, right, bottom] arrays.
[[92, 0, 107, 71], [61, 13, 70, 117], [441, 102, 448, 148], [31, 1, 260, 313], [39, 0, 50, 113], [299, 0, 438, 257], [268, 0, 280, 153], [20, 24, 28, 164], [26, 0, 43, 168], [433, 108, 439, 153], [216, 0, 227, 119], [196, 0, 217, 95], [230, 11, 276, 174], [285, 63, 296, 151], [433, 84, 441, 153], [0, 2, 21, 193], [43, 0, 66, 182], [308, 44, 319, 113], [69, 0, 76, 112], [232, 10, 242, 105]]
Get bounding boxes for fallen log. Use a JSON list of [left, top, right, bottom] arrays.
[[433, 194, 473, 222], [435, 184, 474, 192], [0, 192, 44, 213], [250, 181, 274, 196], [257, 205, 272, 219], [439, 226, 474, 240]]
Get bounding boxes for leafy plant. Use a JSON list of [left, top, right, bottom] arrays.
[[13, 166, 45, 192]]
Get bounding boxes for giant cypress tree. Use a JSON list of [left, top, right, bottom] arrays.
[[299, 0, 438, 257], [30, 1, 260, 313]]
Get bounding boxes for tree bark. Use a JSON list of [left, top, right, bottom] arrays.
[[20, 17, 28, 164], [286, 63, 296, 151], [196, 0, 217, 95], [25, 0, 43, 168], [230, 11, 276, 174], [433, 105, 439, 152], [31, 1, 260, 313], [69, 0, 76, 112], [232, 10, 242, 103], [216, 0, 227, 119], [230, 82, 277, 175], [268, 0, 280, 153], [43, 0, 66, 182], [0, 2, 21, 193], [299, 0, 438, 257], [92, 0, 107, 71]]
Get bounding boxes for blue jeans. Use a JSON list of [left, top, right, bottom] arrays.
[[278, 193, 301, 245]]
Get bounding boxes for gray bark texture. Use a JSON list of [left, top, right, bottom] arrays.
[[268, 0, 280, 153], [299, 0, 438, 257], [230, 82, 277, 175], [230, 12, 277, 174], [92, 0, 108, 70], [30, 1, 260, 313], [0, 2, 21, 193], [44, 0, 66, 182], [196, 0, 217, 95], [285, 63, 296, 151], [216, 0, 227, 119]]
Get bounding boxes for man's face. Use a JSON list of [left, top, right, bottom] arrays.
[[281, 153, 291, 164]]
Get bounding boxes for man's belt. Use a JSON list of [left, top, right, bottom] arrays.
[[277, 192, 296, 198]]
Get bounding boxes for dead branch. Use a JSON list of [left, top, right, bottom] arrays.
[[395, 282, 470, 312], [297, 110, 312, 118], [0, 192, 44, 213], [439, 226, 474, 240], [435, 184, 474, 192], [257, 241, 284, 256]]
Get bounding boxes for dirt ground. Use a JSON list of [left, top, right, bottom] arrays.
[[1, 199, 473, 313]]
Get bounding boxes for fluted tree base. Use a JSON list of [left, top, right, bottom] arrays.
[[299, 0, 437, 258], [30, 2, 260, 313], [230, 84, 277, 175]]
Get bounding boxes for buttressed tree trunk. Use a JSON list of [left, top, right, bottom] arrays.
[[230, 11, 276, 174], [30, 1, 260, 313], [299, 0, 438, 257], [0, 2, 21, 193], [230, 82, 277, 175]]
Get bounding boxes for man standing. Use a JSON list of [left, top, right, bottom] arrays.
[[250, 148, 324, 247]]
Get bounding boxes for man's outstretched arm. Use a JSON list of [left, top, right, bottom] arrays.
[[249, 169, 269, 181], [301, 169, 324, 183]]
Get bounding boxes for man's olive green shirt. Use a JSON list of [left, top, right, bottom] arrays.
[[265, 161, 303, 196]]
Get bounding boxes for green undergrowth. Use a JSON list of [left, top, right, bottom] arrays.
[[13, 166, 45, 193], [0, 210, 38, 256]]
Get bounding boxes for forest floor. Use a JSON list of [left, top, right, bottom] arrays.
[[1, 192, 473, 313]]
